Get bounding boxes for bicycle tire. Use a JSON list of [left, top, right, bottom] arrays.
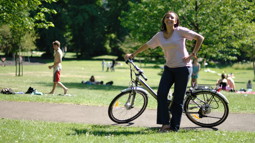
[[184, 90, 229, 127], [108, 90, 148, 124]]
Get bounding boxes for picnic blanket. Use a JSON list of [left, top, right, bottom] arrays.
[[235, 91, 255, 94]]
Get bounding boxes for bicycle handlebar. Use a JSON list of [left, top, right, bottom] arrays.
[[126, 59, 148, 81]]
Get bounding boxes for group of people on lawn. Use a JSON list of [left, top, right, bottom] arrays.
[[191, 62, 252, 92]]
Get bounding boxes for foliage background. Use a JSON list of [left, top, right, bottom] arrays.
[[0, 0, 254, 61], [121, 0, 255, 63]]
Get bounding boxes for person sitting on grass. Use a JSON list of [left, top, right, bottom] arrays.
[[247, 80, 253, 92], [216, 73, 228, 91], [82, 75, 103, 85], [226, 74, 235, 92]]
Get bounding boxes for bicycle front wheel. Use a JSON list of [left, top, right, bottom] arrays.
[[108, 90, 148, 124], [184, 91, 229, 127]]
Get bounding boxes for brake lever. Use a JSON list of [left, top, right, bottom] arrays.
[[126, 59, 147, 81]]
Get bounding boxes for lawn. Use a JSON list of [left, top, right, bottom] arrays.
[[0, 59, 255, 113], [0, 119, 254, 143], [0, 59, 254, 142]]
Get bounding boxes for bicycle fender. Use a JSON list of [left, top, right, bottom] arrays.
[[192, 90, 229, 104], [121, 87, 148, 95], [216, 91, 229, 104]]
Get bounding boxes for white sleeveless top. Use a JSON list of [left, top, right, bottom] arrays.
[[146, 27, 199, 68]]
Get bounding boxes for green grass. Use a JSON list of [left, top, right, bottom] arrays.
[[0, 119, 254, 143], [0, 60, 159, 106], [0, 59, 255, 142], [232, 62, 253, 70], [62, 52, 76, 59], [92, 55, 118, 60], [0, 60, 255, 113]]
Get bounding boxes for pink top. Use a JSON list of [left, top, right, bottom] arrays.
[[146, 27, 199, 68]]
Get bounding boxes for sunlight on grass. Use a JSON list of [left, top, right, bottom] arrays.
[[0, 60, 254, 113], [0, 119, 254, 143], [64, 52, 76, 59], [92, 55, 118, 60], [232, 62, 253, 70]]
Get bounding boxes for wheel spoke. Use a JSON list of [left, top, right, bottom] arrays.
[[108, 90, 148, 123], [184, 91, 229, 127]]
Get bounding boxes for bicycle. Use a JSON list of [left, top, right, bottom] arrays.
[[108, 59, 229, 127]]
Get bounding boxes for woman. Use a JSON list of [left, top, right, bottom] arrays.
[[226, 74, 235, 91], [216, 73, 228, 91], [191, 58, 200, 88], [126, 11, 204, 132]]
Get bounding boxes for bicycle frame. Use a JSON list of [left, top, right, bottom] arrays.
[[109, 59, 229, 127], [123, 60, 158, 99], [136, 76, 157, 99], [124, 59, 229, 104]]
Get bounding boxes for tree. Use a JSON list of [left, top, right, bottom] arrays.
[[67, 0, 108, 59], [35, 0, 70, 58], [240, 23, 255, 80], [34, 0, 139, 59], [103, 0, 138, 60], [0, 25, 12, 54], [120, 0, 255, 63], [0, 0, 57, 55]]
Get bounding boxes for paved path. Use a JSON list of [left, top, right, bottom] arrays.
[[0, 101, 254, 131]]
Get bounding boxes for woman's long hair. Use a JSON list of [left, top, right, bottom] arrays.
[[160, 11, 180, 32]]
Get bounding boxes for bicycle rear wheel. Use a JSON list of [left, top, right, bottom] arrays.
[[184, 91, 229, 127], [108, 90, 148, 123]]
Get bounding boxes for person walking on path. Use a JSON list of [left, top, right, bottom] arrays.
[[125, 11, 204, 132], [48, 40, 68, 95]]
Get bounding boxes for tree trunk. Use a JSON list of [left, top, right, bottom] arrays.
[[253, 60, 255, 81]]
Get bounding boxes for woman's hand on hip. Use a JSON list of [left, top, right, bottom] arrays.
[[183, 55, 192, 63]]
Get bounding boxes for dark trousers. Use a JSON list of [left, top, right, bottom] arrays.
[[157, 66, 192, 131]]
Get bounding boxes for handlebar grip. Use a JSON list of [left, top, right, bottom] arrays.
[[125, 59, 148, 81], [125, 59, 133, 64]]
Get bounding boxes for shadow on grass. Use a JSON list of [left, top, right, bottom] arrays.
[[143, 126, 218, 133], [36, 81, 159, 91], [114, 124, 219, 132], [68, 125, 218, 136], [68, 125, 149, 136], [182, 126, 218, 131], [65, 83, 128, 91], [36, 81, 129, 91], [235, 81, 246, 84]]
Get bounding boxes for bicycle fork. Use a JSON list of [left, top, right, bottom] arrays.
[[124, 89, 136, 110]]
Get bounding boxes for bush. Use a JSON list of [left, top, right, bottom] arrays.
[[232, 62, 253, 70]]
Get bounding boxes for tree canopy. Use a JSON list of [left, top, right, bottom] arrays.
[[0, 0, 254, 64], [121, 0, 255, 63], [0, 0, 57, 55]]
